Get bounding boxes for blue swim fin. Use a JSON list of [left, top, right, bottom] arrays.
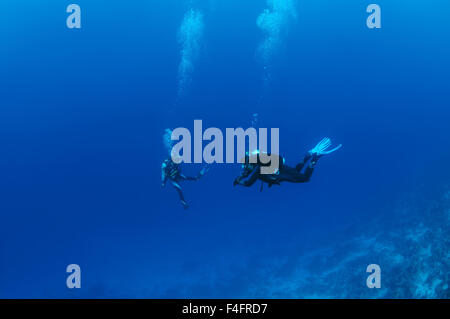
[[309, 138, 342, 156]]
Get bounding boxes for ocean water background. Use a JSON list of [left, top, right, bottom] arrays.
[[0, 0, 449, 298]]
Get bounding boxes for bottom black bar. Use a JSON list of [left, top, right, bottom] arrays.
[[1, 299, 447, 317]]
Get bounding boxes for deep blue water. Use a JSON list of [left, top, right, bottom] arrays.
[[0, 0, 449, 298]]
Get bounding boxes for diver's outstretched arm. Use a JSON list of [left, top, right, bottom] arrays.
[[180, 166, 210, 182], [180, 174, 197, 181], [196, 165, 210, 179], [235, 166, 260, 187], [233, 167, 252, 185]]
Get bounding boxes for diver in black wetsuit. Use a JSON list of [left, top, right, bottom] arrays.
[[233, 138, 342, 190], [161, 157, 209, 209], [234, 152, 318, 189]]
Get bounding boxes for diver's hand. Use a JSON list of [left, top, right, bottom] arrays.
[[197, 166, 210, 180], [233, 179, 239, 186], [161, 182, 166, 188]]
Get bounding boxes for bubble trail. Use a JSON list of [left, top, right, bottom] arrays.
[[256, 0, 297, 84], [163, 128, 174, 156], [177, 9, 205, 97]]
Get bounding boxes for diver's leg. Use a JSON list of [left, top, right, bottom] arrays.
[[296, 156, 320, 182], [278, 162, 315, 183], [295, 154, 313, 172], [298, 165, 314, 183], [171, 180, 189, 209]]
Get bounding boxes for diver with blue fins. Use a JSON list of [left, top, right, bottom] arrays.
[[233, 138, 342, 190], [161, 157, 209, 209]]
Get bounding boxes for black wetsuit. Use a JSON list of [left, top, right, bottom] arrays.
[[161, 159, 200, 208], [234, 153, 319, 188]]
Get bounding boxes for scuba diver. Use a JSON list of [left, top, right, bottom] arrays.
[[161, 157, 209, 209], [233, 138, 342, 190]]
